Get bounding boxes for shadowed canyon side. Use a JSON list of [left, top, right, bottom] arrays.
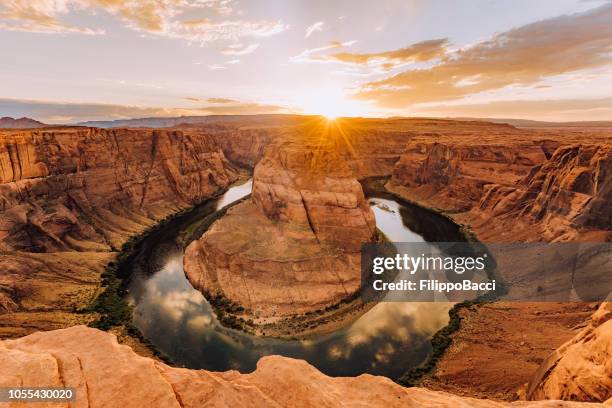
[[184, 131, 377, 322], [0, 325, 600, 408], [0, 127, 239, 336]]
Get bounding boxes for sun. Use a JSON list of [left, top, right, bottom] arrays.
[[295, 86, 369, 119], [323, 113, 338, 121]]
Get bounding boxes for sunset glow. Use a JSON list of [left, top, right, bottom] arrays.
[[296, 87, 370, 119], [0, 1, 610, 123]]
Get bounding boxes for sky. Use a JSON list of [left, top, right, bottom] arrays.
[[0, 0, 611, 123]]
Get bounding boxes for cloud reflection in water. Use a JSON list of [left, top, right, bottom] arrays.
[[127, 182, 455, 378]]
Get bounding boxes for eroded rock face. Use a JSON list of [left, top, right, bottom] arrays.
[[468, 144, 611, 242], [382, 123, 611, 400], [0, 326, 598, 408], [388, 141, 611, 242], [0, 127, 238, 334], [526, 302, 612, 403], [184, 136, 376, 318], [0, 127, 238, 252], [388, 141, 548, 213], [251, 141, 376, 251]]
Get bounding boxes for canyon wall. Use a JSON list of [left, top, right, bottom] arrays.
[[1, 119, 610, 405], [384, 124, 611, 401], [0, 127, 238, 335], [184, 133, 377, 320], [387, 131, 611, 241], [471, 144, 611, 241], [0, 325, 600, 408], [0, 127, 238, 252]]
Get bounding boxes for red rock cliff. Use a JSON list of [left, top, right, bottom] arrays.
[[184, 132, 376, 320]]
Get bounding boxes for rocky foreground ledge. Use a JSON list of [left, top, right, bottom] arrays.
[[0, 325, 604, 408]]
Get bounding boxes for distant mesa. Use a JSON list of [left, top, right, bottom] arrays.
[[76, 114, 313, 129], [0, 116, 47, 129]]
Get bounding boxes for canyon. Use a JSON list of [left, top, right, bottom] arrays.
[[184, 125, 377, 324], [0, 126, 239, 336], [0, 117, 610, 406]]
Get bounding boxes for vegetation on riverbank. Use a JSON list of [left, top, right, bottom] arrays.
[[360, 176, 504, 387], [80, 180, 249, 363]]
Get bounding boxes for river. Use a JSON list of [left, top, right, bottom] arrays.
[[125, 179, 463, 378]]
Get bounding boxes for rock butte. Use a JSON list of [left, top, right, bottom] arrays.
[[0, 117, 611, 404], [0, 325, 603, 408], [184, 130, 377, 318]]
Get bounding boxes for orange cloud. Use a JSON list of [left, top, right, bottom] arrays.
[[413, 97, 612, 122], [0, 0, 287, 47], [326, 39, 448, 69], [357, 4, 612, 107], [207, 98, 239, 103]]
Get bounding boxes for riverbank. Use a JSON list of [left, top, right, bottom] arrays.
[[382, 177, 599, 400], [81, 178, 251, 361]]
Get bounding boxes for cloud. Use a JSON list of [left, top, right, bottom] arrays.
[[291, 40, 357, 62], [305, 21, 324, 38], [208, 64, 226, 71], [207, 97, 239, 103], [413, 97, 612, 122], [291, 38, 447, 72], [175, 20, 287, 44], [220, 42, 260, 55], [0, 0, 287, 46], [200, 102, 286, 115], [357, 4, 612, 107], [0, 0, 103, 34], [0, 97, 288, 123], [325, 39, 448, 69]]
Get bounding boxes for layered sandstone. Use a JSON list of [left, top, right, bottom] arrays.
[[386, 127, 611, 241], [184, 133, 376, 319], [0, 127, 238, 252], [1, 118, 611, 405], [385, 122, 611, 401], [470, 144, 611, 241], [526, 302, 612, 402], [0, 325, 601, 408], [0, 127, 238, 335]]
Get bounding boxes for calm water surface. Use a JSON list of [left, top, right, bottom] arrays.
[[125, 179, 459, 378]]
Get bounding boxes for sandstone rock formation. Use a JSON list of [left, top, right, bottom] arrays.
[[1, 118, 611, 405], [0, 326, 600, 408], [382, 121, 611, 400], [0, 127, 238, 335], [469, 144, 611, 242], [0, 127, 238, 252], [526, 302, 612, 403], [387, 131, 611, 242], [184, 132, 377, 319]]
